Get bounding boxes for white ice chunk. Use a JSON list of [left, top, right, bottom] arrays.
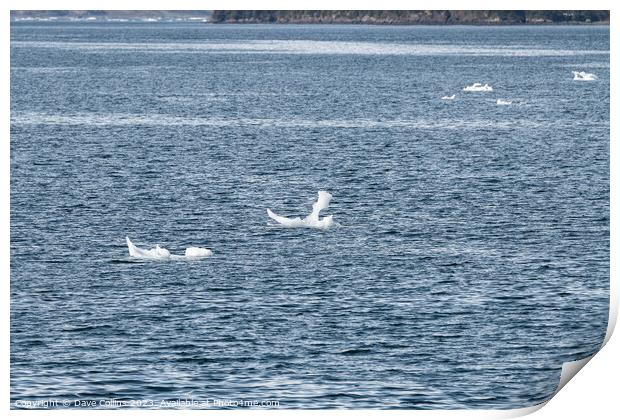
[[463, 83, 493, 92], [267, 191, 334, 229], [126, 236, 171, 260], [126, 237, 212, 260], [572, 71, 597, 81], [184, 247, 213, 258]]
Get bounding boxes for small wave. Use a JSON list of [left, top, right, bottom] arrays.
[[126, 237, 212, 260], [267, 191, 333, 229], [463, 83, 493, 92], [572, 71, 598, 81], [339, 348, 373, 356], [441, 94, 456, 100], [61, 324, 99, 332]]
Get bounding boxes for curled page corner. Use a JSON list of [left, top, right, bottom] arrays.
[[493, 293, 617, 418], [555, 355, 595, 395], [552, 280, 617, 395], [489, 356, 601, 418]]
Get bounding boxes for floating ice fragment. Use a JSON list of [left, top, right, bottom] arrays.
[[496, 99, 513, 105], [441, 94, 456, 100], [463, 83, 493, 92], [572, 71, 597, 81], [267, 191, 334, 229], [126, 237, 212, 260], [184, 247, 214, 258], [126, 237, 170, 259]]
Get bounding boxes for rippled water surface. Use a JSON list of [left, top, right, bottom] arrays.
[[10, 23, 609, 409]]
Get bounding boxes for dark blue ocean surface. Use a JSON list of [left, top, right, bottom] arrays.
[[10, 23, 609, 409]]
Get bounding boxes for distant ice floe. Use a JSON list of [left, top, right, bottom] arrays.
[[496, 99, 513, 106], [572, 71, 598, 81], [126, 237, 212, 260], [267, 191, 333, 229], [463, 83, 493, 92], [441, 94, 456, 100]]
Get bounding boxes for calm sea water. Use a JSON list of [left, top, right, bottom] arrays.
[[10, 23, 609, 409]]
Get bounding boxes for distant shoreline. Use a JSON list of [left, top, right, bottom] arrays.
[[205, 22, 610, 26], [10, 10, 610, 25], [10, 21, 612, 26], [209, 10, 610, 26]]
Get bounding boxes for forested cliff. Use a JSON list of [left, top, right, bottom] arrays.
[[210, 10, 610, 25]]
